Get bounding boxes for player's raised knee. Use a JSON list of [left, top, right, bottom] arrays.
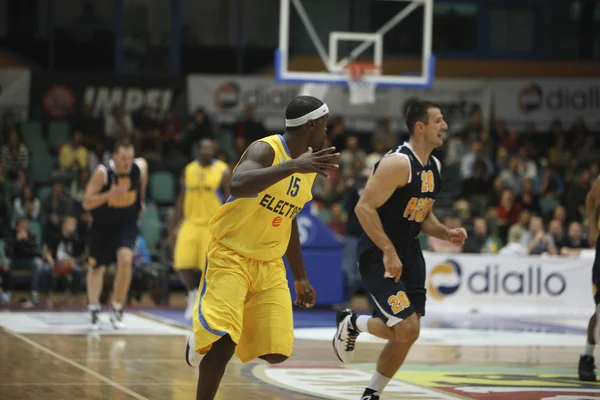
[[259, 353, 288, 364], [390, 313, 420, 344]]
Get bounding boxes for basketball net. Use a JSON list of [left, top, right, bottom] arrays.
[[343, 63, 380, 105]]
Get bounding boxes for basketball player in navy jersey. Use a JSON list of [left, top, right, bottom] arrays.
[[332, 101, 468, 400], [579, 175, 600, 381], [82, 139, 148, 331]]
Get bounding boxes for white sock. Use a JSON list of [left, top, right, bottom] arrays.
[[584, 342, 595, 356], [355, 315, 370, 333], [367, 371, 391, 393], [112, 302, 123, 311], [88, 303, 100, 312]]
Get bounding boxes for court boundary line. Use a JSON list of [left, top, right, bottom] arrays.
[[2, 328, 149, 400]]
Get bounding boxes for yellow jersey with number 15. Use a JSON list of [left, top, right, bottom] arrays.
[[183, 159, 229, 226], [208, 134, 316, 261]]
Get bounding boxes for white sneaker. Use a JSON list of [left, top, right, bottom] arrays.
[[185, 334, 200, 367], [110, 308, 125, 330], [184, 290, 197, 321], [333, 308, 360, 363]]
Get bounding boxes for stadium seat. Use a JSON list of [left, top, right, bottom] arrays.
[[30, 152, 55, 183], [149, 171, 175, 204], [48, 121, 71, 150], [140, 202, 160, 223], [139, 221, 162, 249], [21, 121, 43, 147], [36, 185, 51, 200], [27, 220, 43, 243], [0, 239, 5, 260]]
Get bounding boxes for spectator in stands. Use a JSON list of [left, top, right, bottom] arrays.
[[548, 219, 564, 244], [496, 188, 522, 241], [134, 106, 162, 156], [516, 179, 540, 215], [460, 159, 492, 215], [12, 184, 40, 226], [0, 164, 11, 237], [183, 107, 214, 150], [105, 105, 134, 146], [71, 104, 104, 147], [507, 209, 531, 244], [40, 181, 73, 235], [460, 139, 493, 179], [495, 147, 510, 175], [500, 129, 521, 154], [5, 217, 50, 306], [479, 129, 495, 160], [327, 203, 346, 239], [42, 216, 85, 302], [517, 147, 538, 181], [462, 108, 483, 139], [340, 136, 366, 174], [499, 158, 523, 195], [548, 133, 569, 168], [520, 216, 557, 255], [537, 166, 564, 216], [488, 176, 505, 208], [428, 215, 463, 253], [328, 116, 347, 151], [559, 221, 586, 256], [1, 111, 19, 143], [59, 131, 88, 172], [364, 139, 386, 171], [88, 142, 110, 173], [1, 132, 29, 180], [577, 135, 598, 163], [70, 169, 90, 203], [234, 105, 265, 150], [463, 217, 500, 254], [552, 205, 567, 227], [161, 109, 182, 156], [492, 117, 507, 143], [342, 173, 367, 302], [372, 118, 396, 151], [564, 168, 590, 222], [0, 258, 11, 304]]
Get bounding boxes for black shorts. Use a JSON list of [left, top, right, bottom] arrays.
[[88, 225, 139, 269], [593, 236, 600, 305], [359, 238, 426, 326]]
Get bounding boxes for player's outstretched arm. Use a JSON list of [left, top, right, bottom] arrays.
[[229, 142, 338, 198], [421, 212, 450, 240], [136, 157, 148, 208], [82, 167, 120, 211], [355, 155, 409, 255]]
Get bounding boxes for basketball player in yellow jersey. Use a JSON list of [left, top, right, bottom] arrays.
[[169, 138, 231, 320], [184, 96, 339, 400]]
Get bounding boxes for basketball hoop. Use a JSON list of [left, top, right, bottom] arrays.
[[342, 63, 380, 105]]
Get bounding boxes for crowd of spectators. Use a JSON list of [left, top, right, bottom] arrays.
[[1, 103, 598, 305]]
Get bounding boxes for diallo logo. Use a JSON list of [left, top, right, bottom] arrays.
[[427, 260, 462, 300]]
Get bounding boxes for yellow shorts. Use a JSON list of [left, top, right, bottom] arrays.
[[173, 221, 210, 271], [192, 238, 294, 363]]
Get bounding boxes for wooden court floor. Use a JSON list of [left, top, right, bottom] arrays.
[[1, 322, 599, 400]]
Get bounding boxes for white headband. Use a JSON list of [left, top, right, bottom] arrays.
[[285, 103, 329, 127]]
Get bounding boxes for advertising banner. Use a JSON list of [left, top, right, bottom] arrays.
[[187, 75, 490, 130], [424, 252, 593, 316], [30, 72, 187, 119], [0, 68, 31, 119], [492, 79, 600, 129]]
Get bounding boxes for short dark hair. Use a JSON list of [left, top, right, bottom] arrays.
[[404, 100, 441, 136], [113, 138, 135, 153], [285, 96, 324, 129]]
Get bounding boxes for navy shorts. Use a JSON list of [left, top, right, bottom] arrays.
[[88, 225, 139, 269], [358, 238, 426, 326]]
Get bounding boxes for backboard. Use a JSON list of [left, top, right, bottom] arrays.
[[276, 0, 435, 89]]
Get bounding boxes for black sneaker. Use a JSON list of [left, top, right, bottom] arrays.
[[333, 308, 360, 363], [360, 388, 380, 400], [89, 307, 100, 332], [579, 354, 597, 382]]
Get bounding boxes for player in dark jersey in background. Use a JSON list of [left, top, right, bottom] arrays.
[[579, 175, 600, 381], [332, 101, 467, 400], [82, 139, 148, 331]]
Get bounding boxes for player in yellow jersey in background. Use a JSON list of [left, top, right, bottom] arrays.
[[169, 139, 231, 320], [184, 96, 340, 400]]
